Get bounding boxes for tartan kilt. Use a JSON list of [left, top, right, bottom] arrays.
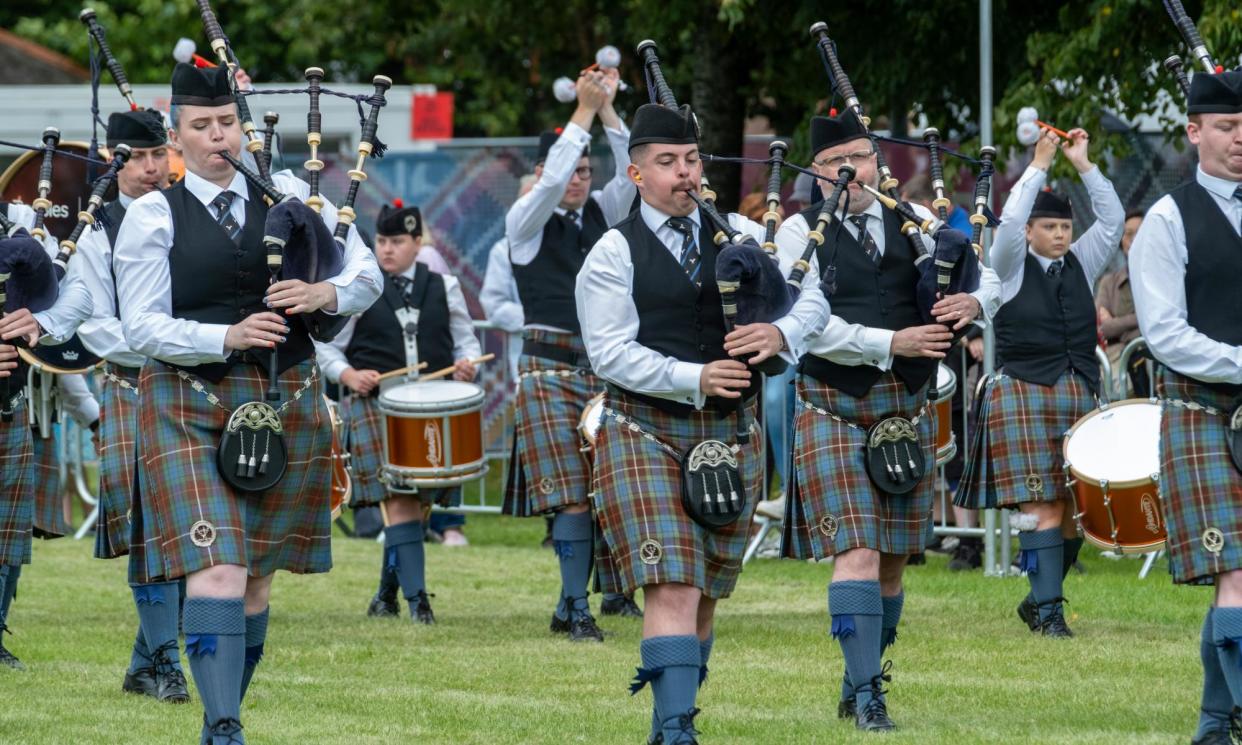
[[782, 373, 934, 560], [592, 391, 761, 600], [502, 330, 601, 516], [30, 428, 69, 539], [0, 401, 34, 566], [137, 360, 333, 579], [955, 370, 1095, 510], [1157, 369, 1242, 585], [342, 392, 461, 508], [95, 365, 141, 559]]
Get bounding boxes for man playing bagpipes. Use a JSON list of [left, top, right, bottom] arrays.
[[501, 66, 637, 641], [777, 109, 1001, 732], [0, 202, 94, 672], [68, 109, 191, 703], [578, 100, 827, 745], [112, 63, 381, 744], [956, 127, 1123, 639], [1130, 67, 1242, 745], [315, 201, 481, 625]]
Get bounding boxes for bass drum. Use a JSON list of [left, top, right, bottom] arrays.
[[2, 140, 104, 373]]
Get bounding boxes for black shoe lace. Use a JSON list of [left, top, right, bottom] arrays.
[[659, 707, 700, 744], [856, 660, 893, 720], [152, 640, 179, 675], [572, 612, 603, 638], [1037, 599, 1070, 634], [1229, 707, 1242, 744], [208, 717, 244, 744]]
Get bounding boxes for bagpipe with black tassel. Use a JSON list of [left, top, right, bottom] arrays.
[[0, 213, 60, 422]]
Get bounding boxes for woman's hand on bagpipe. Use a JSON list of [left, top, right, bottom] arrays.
[[699, 359, 752, 399], [1060, 128, 1094, 173], [930, 292, 982, 331], [265, 279, 337, 315], [224, 311, 289, 352], [0, 344, 20, 378], [341, 367, 381, 396], [452, 357, 478, 382], [890, 324, 953, 360], [724, 323, 785, 365], [0, 308, 39, 347]]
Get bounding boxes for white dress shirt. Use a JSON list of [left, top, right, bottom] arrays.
[[2, 202, 94, 344], [1130, 166, 1242, 384], [774, 197, 1002, 370], [75, 192, 146, 368], [576, 200, 829, 409], [315, 263, 482, 384], [114, 168, 382, 367], [415, 244, 452, 275], [56, 373, 100, 427], [479, 238, 524, 379], [992, 164, 1124, 304]]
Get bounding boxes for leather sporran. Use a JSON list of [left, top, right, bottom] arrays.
[[216, 401, 288, 492], [681, 440, 748, 531], [864, 416, 926, 496]]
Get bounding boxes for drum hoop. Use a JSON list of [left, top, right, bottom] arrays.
[[378, 398, 485, 416], [17, 345, 105, 376], [1061, 397, 1162, 491], [0, 141, 104, 213], [1080, 533, 1165, 555], [931, 364, 957, 403]]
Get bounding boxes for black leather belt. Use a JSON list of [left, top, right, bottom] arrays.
[[524, 340, 590, 370]]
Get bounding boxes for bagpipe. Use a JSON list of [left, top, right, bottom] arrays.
[[0, 212, 61, 422], [1161, 0, 1221, 100], [807, 20, 994, 328]]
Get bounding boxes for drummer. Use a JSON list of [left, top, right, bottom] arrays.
[[315, 200, 481, 624], [1129, 69, 1242, 745], [956, 127, 1123, 638]]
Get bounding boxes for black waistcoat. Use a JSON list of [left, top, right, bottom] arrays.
[[994, 251, 1099, 392], [512, 198, 607, 334], [612, 208, 756, 417], [165, 179, 313, 382], [1171, 181, 1242, 394], [798, 203, 936, 397], [344, 263, 453, 387]]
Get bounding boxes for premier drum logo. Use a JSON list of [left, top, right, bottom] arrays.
[[424, 420, 442, 467], [1141, 493, 1162, 535]]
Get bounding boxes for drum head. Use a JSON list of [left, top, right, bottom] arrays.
[[933, 363, 957, 402], [0, 142, 103, 240], [379, 379, 485, 413], [1064, 400, 1161, 484]]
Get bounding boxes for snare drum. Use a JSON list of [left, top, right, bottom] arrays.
[[577, 392, 606, 461], [377, 380, 487, 490], [931, 363, 957, 466], [1062, 399, 1164, 554], [323, 396, 350, 518]]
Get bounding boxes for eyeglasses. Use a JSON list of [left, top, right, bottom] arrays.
[[813, 149, 876, 170], [572, 166, 594, 180]]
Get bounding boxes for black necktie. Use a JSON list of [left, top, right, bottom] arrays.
[[391, 275, 417, 335], [1046, 260, 1063, 278], [565, 209, 581, 229], [666, 217, 700, 286], [1235, 187, 1242, 233], [211, 191, 242, 244], [849, 214, 881, 267]]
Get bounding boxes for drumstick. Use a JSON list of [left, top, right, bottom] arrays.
[[376, 361, 428, 382], [1036, 120, 1071, 140], [418, 354, 495, 383]]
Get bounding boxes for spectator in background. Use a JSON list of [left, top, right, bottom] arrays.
[[1096, 209, 1149, 397]]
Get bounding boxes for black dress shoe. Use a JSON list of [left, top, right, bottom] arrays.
[[1190, 728, 1234, 745], [1037, 602, 1074, 639], [854, 664, 896, 732], [0, 641, 25, 672], [647, 734, 663, 745], [601, 595, 644, 618], [906, 552, 926, 566], [550, 612, 571, 634], [410, 591, 436, 625], [122, 666, 158, 696], [948, 541, 982, 571], [367, 594, 400, 618], [157, 667, 190, 703], [837, 696, 856, 720], [569, 610, 605, 642], [1016, 597, 1039, 632]]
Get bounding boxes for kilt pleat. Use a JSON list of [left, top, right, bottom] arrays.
[[137, 361, 333, 579], [0, 402, 35, 566], [95, 366, 140, 559], [783, 373, 934, 559], [30, 429, 69, 539], [593, 391, 761, 600]]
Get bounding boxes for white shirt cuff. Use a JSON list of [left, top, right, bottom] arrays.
[[861, 328, 895, 370], [671, 361, 705, 408], [198, 324, 231, 360]]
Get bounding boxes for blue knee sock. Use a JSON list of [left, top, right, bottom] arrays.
[[632, 635, 701, 745], [134, 581, 183, 673], [183, 597, 246, 744], [0, 564, 21, 626], [239, 607, 269, 703], [881, 592, 904, 652], [1019, 528, 1064, 622], [1198, 608, 1234, 739], [376, 546, 399, 602], [552, 510, 593, 617], [385, 521, 427, 601], [649, 634, 713, 741], [829, 581, 883, 710], [1212, 606, 1242, 708], [128, 626, 153, 674]]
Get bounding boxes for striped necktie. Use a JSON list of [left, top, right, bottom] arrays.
[[211, 191, 242, 244], [849, 214, 881, 267], [666, 216, 701, 287]]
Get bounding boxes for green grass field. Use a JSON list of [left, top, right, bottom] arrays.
[[0, 515, 1210, 744]]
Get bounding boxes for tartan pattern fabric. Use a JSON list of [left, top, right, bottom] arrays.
[[30, 428, 69, 539], [955, 371, 1095, 510], [95, 366, 141, 559], [0, 402, 34, 566], [342, 392, 461, 508], [137, 360, 333, 579], [782, 373, 934, 559], [592, 391, 761, 600], [1157, 369, 1242, 585], [502, 330, 601, 516]]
